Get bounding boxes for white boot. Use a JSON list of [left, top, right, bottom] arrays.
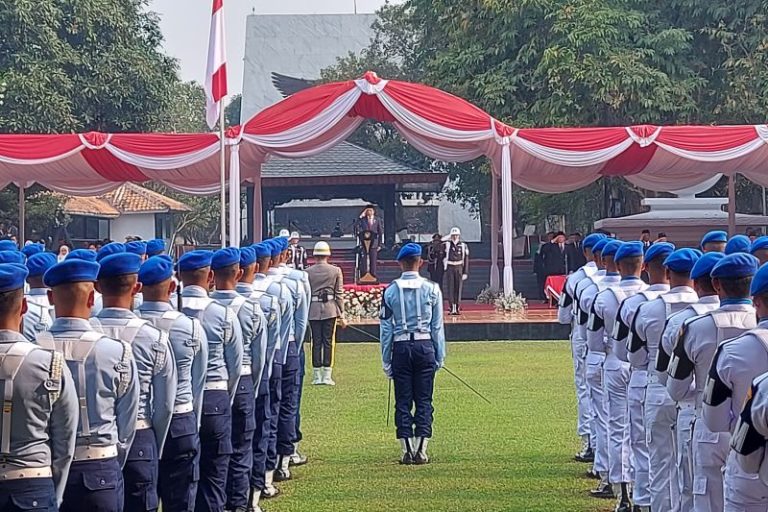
[[399, 438, 414, 465], [413, 437, 430, 464], [274, 454, 291, 482], [312, 368, 322, 385], [262, 470, 280, 499], [249, 487, 263, 512], [322, 367, 335, 386], [289, 442, 307, 466]]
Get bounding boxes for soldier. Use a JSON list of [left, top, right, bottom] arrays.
[[92, 252, 177, 512], [667, 253, 758, 512], [557, 233, 604, 463], [66, 249, 97, 262], [177, 250, 244, 512], [0, 263, 78, 509], [307, 241, 346, 386], [25, 252, 56, 307], [209, 247, 268, 512], [443, 227, 468, 315], [701, 230, 728, 253], [1, 251, 54, 342], [92, 243, 126, 317], [751, 236, 768, 265], [731, 371, 768, 486], [138, 255, 207, 512], [656, 251, 723, 512], [613, 242, 674, 512], [628, 248, 700, 512], [126, 240, 148, 262], [725, 234, 752, 255], [40, 258, 139, 512], [146, 239, 165, 257], [287, 232, 307, 270], [380, 243, 446, 464], [703, 258, 768, 510]]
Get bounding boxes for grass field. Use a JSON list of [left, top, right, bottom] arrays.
[[267, 341, 610, 512]]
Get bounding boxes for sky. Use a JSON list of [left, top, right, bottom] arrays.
[[149, 0, 394, 95]]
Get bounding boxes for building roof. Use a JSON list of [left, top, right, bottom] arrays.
[[63, 183, 190, 218]]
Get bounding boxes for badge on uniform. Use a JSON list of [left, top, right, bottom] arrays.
[[380, 301, 392, 320]]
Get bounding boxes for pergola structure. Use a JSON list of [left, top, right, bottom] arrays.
[[2, 72, 768, 293]]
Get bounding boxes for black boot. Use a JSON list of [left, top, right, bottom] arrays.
[[589, 474, 613, 499], [614, 483, 632, 512]]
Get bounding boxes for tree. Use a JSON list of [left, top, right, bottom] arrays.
[[158, 81, 209, 133], [225, 94, 242, 127]]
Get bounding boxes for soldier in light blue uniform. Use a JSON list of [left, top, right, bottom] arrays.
[[91, 243, 126, 317], [0, 263, 78, 510], [40, 258, 140, 512], [178, 250, 243, 512], [701, 230, 728, 253], [126, 240, 148, 261], [19, 251, 56, 341], [138, 255, 207, 512], [209, 247, 268, 512], [380, 243, 446, 465], [92, 252, 177, 512]]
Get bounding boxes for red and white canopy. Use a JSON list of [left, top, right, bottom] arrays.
[[3, 72, 768, 293]]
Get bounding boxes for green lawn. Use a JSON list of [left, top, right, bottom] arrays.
[[268, 342, 610, 512]]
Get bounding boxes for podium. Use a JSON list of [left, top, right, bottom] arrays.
[[358, 230, 379, 284]]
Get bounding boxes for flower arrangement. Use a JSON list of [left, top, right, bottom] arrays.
[[342, 285, 384, 321], [494, 291, 527, 314], [476, 284, 502, 305]]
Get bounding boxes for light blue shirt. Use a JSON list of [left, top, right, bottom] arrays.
[[379, 271, 446, 367], [278, 264, 310, 343], [22, 301, 53, 342], [94, 308, 177, 455], [25, 287, 51, 308], [259, 273, 294, 365], [237, 282, 281, 383], [92, 293, 143, 317]]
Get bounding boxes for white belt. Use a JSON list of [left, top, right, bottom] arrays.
[[447, 261, 464, 266], [311, 296, 334, 302], [648, 372, 663, 385], [204, 381, 228, 391], [394, 332, 431, 342], [678, 401, 695, 411], [74, 444, 118, 461], [0, 465, 52, 480], [135, 419, 151, 430], [241, 365, 252, 376], [173, 402, 194, 414]]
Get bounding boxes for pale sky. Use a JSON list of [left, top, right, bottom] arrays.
[[149, 0, 394, 95]]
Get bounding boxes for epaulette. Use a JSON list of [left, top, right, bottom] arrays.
[[47, 350, 64, 404]]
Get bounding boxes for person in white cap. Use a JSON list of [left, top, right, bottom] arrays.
[[287, 232, 307, 270], [443, 227, 468, 315], [306, 241, 346, 385], [278, 229, 290, 238]]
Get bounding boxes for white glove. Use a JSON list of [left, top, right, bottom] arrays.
[[383, 363, 393, 379], [436, 360, 444, 371], [462, 274, 468, 281]]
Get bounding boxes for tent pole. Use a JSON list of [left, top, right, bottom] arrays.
[[728, 174, 736, 236], [253, 165, 263, 242], [490, 175, 500, 291], [18, 186, 25, 245], [219, 106, 227, 248]]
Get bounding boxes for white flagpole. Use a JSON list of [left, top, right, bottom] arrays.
[[219, 104, 226, 248]]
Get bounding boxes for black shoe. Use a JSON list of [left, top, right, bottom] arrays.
[[273, 469, 291, 483], [574, 446, 595, 463], [413, 452, 430, 465], [615, 500, 632, 512], [585, 469, 600, 479], [261, 486, 280, 500], [400, 452, 414, 465], [289, 451, 308, 467], [590, 482, 614, 499]]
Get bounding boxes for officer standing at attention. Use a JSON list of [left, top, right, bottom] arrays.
[[25, 252, 57, 308], [588, 240, 647, 511], [0, 263, 78, 509], [701, 230, 728, 253], [730, 371, 768, 487], [287, 232, 307, 270], [0, 251, 50, 343], [380, 242, 446, 465], [628, 248, 700, 512], [40, 258, 139, 512], [307, 241, 346, 386], [138, 255, 207, 512], [126, 240, 148, 262], [92, 252, 177, 512], [751, 236, 768, 265], [177, 250, 243, 512], [725, 234, 752, 255], [703, 258, 768, 511], [667, 253, 758, 512], [209, 247, 268, 512], [91, 242, 126, 317], [443, 227, 468, 316], [146, 239, 166, 257], [558, 233, 604, 463]]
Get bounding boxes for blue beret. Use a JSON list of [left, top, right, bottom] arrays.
[[97, 242, 125, 262], [252, 244, 271, 260], [0, 251, 25, 265], [21, 244, 43, 257], [644, 242, 676, 263], [44, 259, 100, 288], [98, 253, 142, 279], [592, 238, 610, 254], [691, 252, 725, 280], [239, 246, 257, 267], [583, 233, 606, 250], [614, 241, 643, 262], [0, 241, 17, 252], [26, 252, 57, 277], [751, 236, 768, 254], [146, 239, 165, 256], [701, 230, 728, 248], [267, 240, 282, 258], [66, 249, 97, 262], [664, 248, 701, 274], [396, 242, 423, 261], [212, 247, 241, 270], [139, 255, 174, 286], [125, 241, 147, 256], [710, 253, 759, 279], [0, 263, 28, 292], [178, 250, 213, 272], [725, 235, 751, 255], [751, 264, 768, 296], [601, 240, 623, 258]]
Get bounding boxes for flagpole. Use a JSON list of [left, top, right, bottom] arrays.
[[219, 103, 226, 248]]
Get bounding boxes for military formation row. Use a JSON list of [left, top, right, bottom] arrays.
[[559, 231, 768, 512]]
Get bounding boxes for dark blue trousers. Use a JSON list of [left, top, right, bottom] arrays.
[[250, 377, 271, 491], [226, 375, 256, 510], [195, 389, 232, 512], [295, 341, 306, 443], [278, 348, 300, 456], [61, 457, 124, 512], [0, 478, 56, 512], [392, 340, 437, 440], [123, 428, 159, 512], [158, 411, 199, 512], [266, 362, 283, 471]]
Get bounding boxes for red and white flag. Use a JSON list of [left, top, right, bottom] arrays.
[[205, 0, 227, 129]]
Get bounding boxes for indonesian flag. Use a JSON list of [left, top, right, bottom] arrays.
[[205, 0, 227, 129]]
